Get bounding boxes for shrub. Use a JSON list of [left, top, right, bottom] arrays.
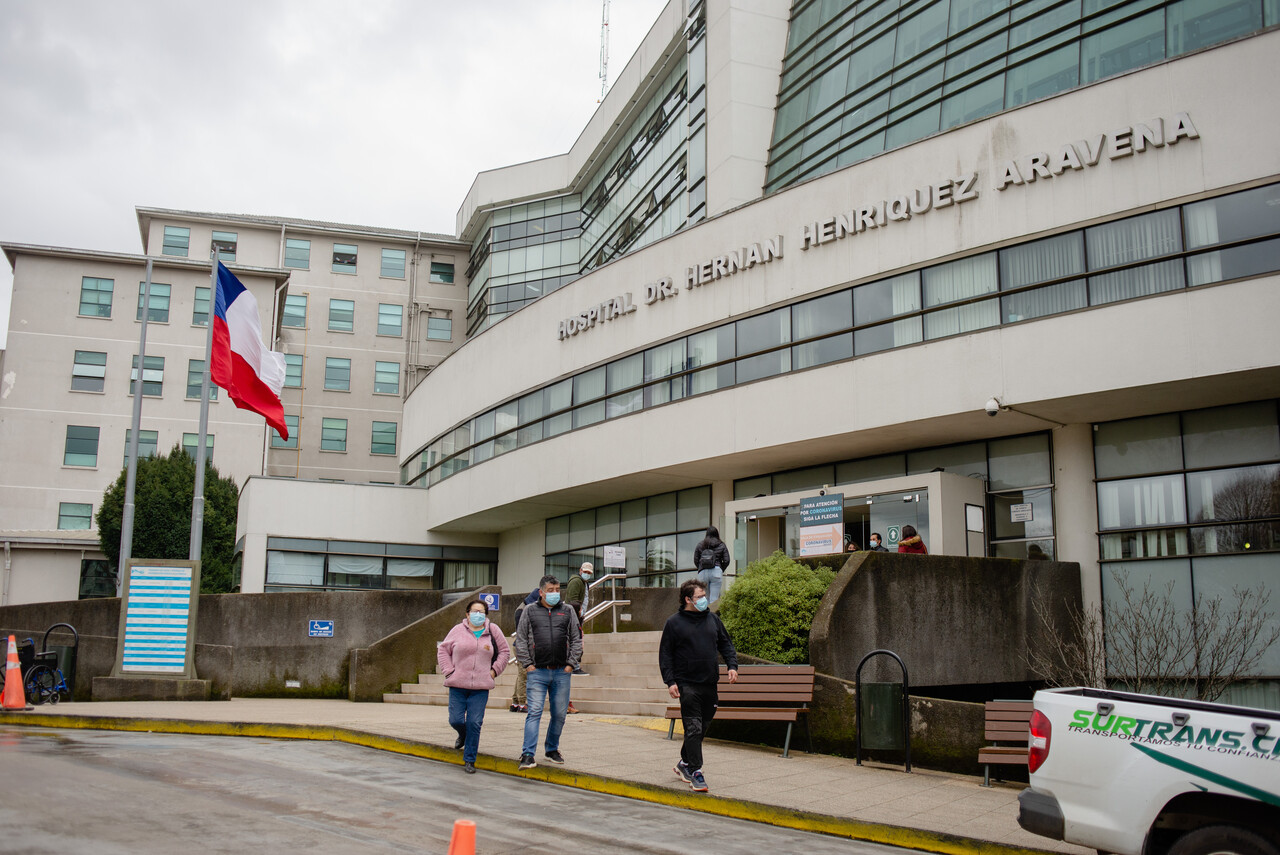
[[719, 551, 836, 664]]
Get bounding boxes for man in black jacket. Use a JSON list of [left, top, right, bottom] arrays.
[[513, 574, 582, 770], [658, 579, 738, 793]]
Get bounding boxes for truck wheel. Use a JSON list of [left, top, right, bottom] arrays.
[[1169, 826, 1278, 855]]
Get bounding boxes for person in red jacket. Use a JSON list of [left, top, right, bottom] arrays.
[[438, 599, 510, 773], [897, 524, 928, 554]]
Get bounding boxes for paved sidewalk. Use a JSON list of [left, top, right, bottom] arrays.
[[4, 699, 1086, 855]]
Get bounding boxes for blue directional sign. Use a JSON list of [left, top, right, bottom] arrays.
[[308, 620, 334, 638]]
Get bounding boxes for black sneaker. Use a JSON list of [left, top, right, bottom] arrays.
[[463, 762, 476, 774], [454, 734, 465, 749], [518, 753, 537, 770], [690, 769, 708, 792], [572, 668, 590, 676], [544, 750, 565, 764], [673, 760, 693, 784]]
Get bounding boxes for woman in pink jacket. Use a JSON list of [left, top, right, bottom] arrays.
[[438, 599, 510, 773]]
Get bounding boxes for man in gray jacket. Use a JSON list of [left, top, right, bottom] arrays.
[[513, 574, 582, 770]]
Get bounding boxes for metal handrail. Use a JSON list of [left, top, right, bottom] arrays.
[[585, 572, 627, 632]]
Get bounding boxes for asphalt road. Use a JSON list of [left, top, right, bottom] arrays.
[[0, 727, 915, 854]]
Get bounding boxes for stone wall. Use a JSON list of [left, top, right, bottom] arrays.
[[809, 552, 1081, 689]]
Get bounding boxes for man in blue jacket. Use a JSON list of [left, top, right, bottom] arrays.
[[658, 579, 738, 793]]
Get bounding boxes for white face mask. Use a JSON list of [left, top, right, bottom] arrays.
[[870, 540, 880, 548]]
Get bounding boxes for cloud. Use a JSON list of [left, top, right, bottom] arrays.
[[0, 0, 672, 344]]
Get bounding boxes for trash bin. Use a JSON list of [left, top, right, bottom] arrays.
[[860, 682, 905, 750], [46, 645, 78, 692]]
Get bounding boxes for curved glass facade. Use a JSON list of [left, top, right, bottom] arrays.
[[766, 0, 1278, 194], [404, 180, 1280, 492]]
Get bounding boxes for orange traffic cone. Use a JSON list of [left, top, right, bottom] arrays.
[[445, 819, 476, 855], [2, 635, 33, 711]]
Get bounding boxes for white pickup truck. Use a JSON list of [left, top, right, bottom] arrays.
[[1018, 687, 1279, 855]]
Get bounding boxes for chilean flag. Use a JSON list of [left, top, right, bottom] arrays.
[[211, 263, 289, 439]]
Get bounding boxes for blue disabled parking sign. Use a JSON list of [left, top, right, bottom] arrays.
[[308, 620, 334, 638], [479, 593, 500, 613]]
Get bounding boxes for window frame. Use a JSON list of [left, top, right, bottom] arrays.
[[324, 357, 352, 391], [377, 303, 403, 337], [71, 350, 107, 393], [380, 248, 407, 279], [328, 299, 355, 332], [78, 277, 114, 318], [162, 225, 190, 257], [332, 243, 358, 274], [285, 238, 311, 270]]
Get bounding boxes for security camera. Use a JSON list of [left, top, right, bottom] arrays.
[[985, 397, 1001, 417]]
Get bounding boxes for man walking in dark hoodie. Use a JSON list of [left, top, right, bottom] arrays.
[[658, 579, 738, 793]]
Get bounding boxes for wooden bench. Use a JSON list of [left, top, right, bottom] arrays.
[[979, 699, 1033, 786], [665, 664, 815, 758]]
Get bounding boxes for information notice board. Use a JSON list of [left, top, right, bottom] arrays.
[[110, 559, 201, 679]]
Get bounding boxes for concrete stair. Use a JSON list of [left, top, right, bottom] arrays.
[[383, 629, 671, 716]]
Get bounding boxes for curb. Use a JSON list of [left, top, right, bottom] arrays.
[[4, 712, 1050, 855]]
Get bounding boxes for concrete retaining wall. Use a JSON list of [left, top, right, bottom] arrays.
[[809, 552, 1081, 690]]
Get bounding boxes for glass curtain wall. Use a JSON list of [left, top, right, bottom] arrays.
[[403, 182, 1280, 491], [544, 486, 711, 587], [734, 432, 1056, 558], [263, 538, 497, 592], [1094, 400, 1280, 704], [466, 195, 584, 337], [767, 0, 1278, 193]]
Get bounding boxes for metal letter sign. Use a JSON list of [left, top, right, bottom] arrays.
[[308, 620, 334, 638], [479, 593, 500, 613]]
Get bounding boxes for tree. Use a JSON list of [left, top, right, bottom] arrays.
[[97, 445, 240, 594], [718, 551, 836, 664], [1028, 570, 1280, 701]]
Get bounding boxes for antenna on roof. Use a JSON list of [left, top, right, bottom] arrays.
[[598, 0, 611, 102]]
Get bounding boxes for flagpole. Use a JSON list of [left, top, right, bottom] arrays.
[[118, 257, 154, 593], [190, 249, 217, 561]]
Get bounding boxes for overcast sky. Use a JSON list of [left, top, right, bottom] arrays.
[[0, 0, 671, 346]]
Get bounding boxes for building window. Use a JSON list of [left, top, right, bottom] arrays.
[[371, 421, 398, 455], [426, 316, 452, 341], [429, 261, 454, 284], [162, 226, 190, 257], [322, 418, 347, 451], [136, 282, 171, 322], [325, 357, 351, 391], [377, 303, 403, 336], [78, 276, 114, 317], [79, 559, 115, 599], [282, 294, 308, 328], [182, 432, 214, 461], [374, 361, 400, 395], [332, 243, 358, 274], [272, 414, 299, 449], [193, 285, 211, 326], [544, 486, 711, 586], [284, 353, 303, 387], [130, 355, 164, 397], [212, 230, 237, 262], [126, 355, 167, 398], [58, 502, 93, 530], [285, 238, 310, 269], [186, 359, 218, 400], [71, 350, 107, 392], [64, 425, 100, 467], [123, 428, 159, 467], [381, 248, 406, 278], [328, 298, 354, 332]]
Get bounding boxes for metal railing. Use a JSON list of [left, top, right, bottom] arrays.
[[582, 572, 630, 632]]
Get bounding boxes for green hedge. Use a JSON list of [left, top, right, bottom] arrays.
[[719, 551, 836, 664]]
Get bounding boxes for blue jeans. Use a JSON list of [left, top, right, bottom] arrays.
[[522, 667, 570, 756], [448, 687, 489, 764]]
